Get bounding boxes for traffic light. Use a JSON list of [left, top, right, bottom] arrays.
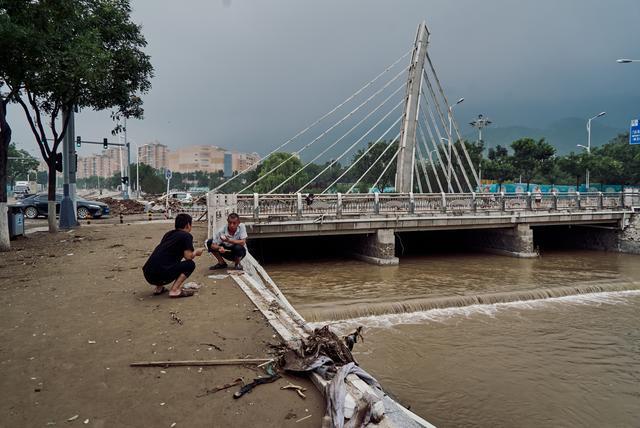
[[55, 152, 63, 172], [103, 138, 108, 149], [121, 176, 129, 185], [76, 136, 81, 148]]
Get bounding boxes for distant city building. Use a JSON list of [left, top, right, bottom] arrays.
[[138, 142, 168, 171], [76, 147, 124, 178], [223, 152, 233, 178], [75, 142, 260, 178], [168, 145, 260, 174]]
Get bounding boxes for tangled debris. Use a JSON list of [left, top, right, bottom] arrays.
[[96, 197, 146, 215]]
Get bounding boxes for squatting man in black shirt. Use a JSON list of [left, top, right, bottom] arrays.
[[142, 213, 204, 298]]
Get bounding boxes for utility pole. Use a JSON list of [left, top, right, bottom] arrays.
[[124, 117, 132, 200], [396, 21, 429, 193], [59, 107, 78, 229]]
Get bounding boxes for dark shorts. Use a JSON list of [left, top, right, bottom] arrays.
[[143, 260, 196, 286], [206, 239, 246, 261]]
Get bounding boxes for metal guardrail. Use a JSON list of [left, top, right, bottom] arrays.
[[209, 191, 639, 223]]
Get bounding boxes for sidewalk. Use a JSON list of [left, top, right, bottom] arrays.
[[0, 222, 323, 427]]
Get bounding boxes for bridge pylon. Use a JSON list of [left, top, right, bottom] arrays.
[[395, 22, 430, 194]]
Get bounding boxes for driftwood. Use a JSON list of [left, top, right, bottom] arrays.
[[130, 358, 272, 367]]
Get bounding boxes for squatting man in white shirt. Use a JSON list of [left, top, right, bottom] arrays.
[[206, 212, 247, 271]]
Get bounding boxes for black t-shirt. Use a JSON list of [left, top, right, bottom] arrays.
[[143, 229, 194, 272]]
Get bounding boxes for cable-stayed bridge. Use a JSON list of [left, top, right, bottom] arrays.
[[208, 22, 640, 264]]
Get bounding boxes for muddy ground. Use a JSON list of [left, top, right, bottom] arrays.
[[0, 222, 323, 427]]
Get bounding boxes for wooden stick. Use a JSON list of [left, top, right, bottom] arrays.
[[130, 358, 272, 367]]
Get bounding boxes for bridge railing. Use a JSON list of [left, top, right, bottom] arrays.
[[219, 191, 636, 223]]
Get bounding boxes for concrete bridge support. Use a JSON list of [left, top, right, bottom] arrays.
[[475, 225, 538, 258], [563, 214, 640, 254], [353, 229, 399, 265]]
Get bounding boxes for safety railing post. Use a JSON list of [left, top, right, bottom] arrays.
[[472, 192, 477, 213], [620, 191, 625, 209], [409, 192, 415, 214], [296, 193, 302, 218], [598, 192, 603, 210], [253, 193, 259, 221], [441, 192, 447, 213], [576, 192, 581, 210], [500, 192, 506, 212], [372, 194, 378, 213], [526, 192, 532, 211], [337, 193, 343, 218], [552, 192, 558, 211]]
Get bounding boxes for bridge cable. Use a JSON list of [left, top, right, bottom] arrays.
[[211, 49, 412, 193], [347, 131, 401, 193], [413, 132, 434, 193], [295, 103, 405, 193], [320, 115, 403, 194], [416, 121, 444, 193], [413, 162, 424, 193], [418, 94, 459, 192], [425, 53, 481, 189], [371, 147, 400, 192], [269, 86, 405, 194], [421, 68, 473, 192], [239, 66, 409, 193]]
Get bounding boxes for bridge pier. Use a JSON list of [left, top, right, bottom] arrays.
[[475, 225, 538, 258], [353, 229, 399, 265]]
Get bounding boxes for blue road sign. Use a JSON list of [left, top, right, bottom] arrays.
[[631, 119, 640, 145], [165, 169, 172, 180]]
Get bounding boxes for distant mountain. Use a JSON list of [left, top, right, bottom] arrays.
[[465, 117, 627, 155]]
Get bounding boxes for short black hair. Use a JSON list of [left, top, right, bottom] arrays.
[[227, 212, 240, 221], [175, 213, 193, 229]]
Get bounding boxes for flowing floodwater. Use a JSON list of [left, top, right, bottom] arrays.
[[265, 250, 640, 427]]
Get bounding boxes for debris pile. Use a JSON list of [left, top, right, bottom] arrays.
[[96, 197, 146, 215]]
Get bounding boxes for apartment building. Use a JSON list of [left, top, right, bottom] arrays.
[[138, 142, 168, 170], [168, 145, 226, 173]]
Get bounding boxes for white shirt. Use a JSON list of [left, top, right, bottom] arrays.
[[212, 223, 248, 246]]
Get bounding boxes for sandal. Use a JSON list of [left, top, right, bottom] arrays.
[[209, 263, 228, 270], [169, 289, 195, 298], [153, 287, 168, 296]]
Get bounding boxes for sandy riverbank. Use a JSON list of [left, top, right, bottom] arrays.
[[0, 222, 323, 427]]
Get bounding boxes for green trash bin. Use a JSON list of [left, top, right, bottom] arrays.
[[8, 205, 25, 239]]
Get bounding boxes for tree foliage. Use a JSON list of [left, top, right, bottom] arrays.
[[7, 143, 39, 185], [0, 0, 153, 226]]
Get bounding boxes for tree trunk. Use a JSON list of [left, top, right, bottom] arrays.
[[47, 160, 58, 233], [0, 100, 12, 251]]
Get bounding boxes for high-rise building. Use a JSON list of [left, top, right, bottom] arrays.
[[223, 152, 233, 178], [168, 145, 226, 173], [138, 142, 168, 171]]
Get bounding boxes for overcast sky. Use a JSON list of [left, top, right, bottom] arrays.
[[8, 0, 640, 158]]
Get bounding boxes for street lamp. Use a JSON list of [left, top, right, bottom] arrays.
[[447, 98, 464, 193], [581, 111, 606, 190], [617, 58, 640, 63], [128, 139, 141, 199]]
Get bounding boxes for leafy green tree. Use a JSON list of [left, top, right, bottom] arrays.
[[1, 0, 153, 234], [132, 163, 165, 194], [7, 143, 39, 185], [557, 152, 587, 189], [251, 152, 308, 194], [483, 145, 515, 192], [511, 138, 555, 191], [346, 140, 398, 192]]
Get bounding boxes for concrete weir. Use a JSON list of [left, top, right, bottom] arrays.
[[231, 253, 434, 428]]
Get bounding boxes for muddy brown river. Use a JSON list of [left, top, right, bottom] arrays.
[[265, 250, 640, 427]]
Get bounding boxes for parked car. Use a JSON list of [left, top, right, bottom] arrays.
[[167, 191, 193, 204], [15, 193, 110, 219]]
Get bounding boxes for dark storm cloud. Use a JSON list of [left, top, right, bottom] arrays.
[[9, 0, 640, 157]]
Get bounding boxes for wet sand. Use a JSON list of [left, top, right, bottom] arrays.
[[0, 223, 323, 427]]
